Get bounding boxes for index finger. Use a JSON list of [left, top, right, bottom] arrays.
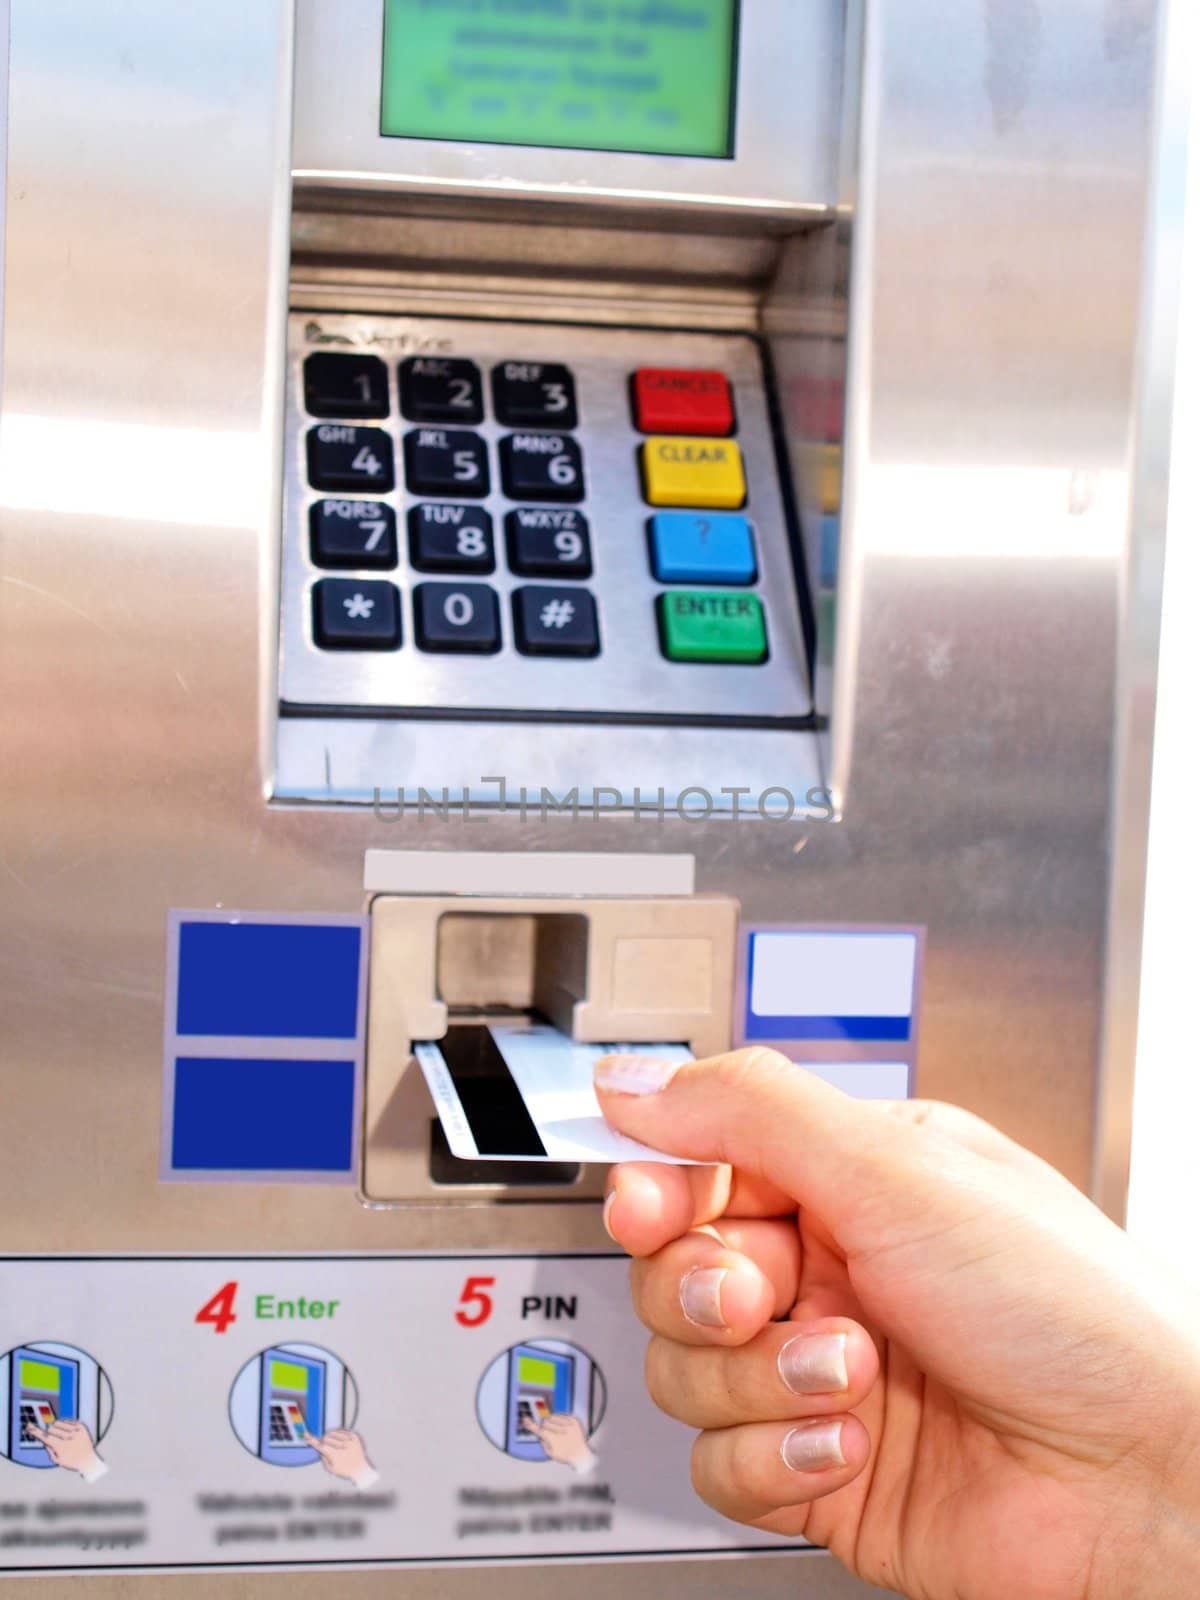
[[605, 1162, 794, 1260]]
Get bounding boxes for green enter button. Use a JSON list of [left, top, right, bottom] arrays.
[[658, 590, 768, 664]]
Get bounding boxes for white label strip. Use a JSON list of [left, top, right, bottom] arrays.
[[364, 851, 695, 898]]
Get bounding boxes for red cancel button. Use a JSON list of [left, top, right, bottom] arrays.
[[633, 368, 735, 436]]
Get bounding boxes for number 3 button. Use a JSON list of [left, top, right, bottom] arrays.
[[414, 582, 501, 654]]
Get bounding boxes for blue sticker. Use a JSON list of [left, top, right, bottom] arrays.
[[163, 912, 368, 1184], [171, 1058, 357, 1173], [176, 922, 362, 1040]]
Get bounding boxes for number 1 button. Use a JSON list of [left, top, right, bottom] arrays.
[[414, 582, 501, 654]]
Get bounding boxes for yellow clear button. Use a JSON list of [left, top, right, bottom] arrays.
[[641, 435, 747, 510]]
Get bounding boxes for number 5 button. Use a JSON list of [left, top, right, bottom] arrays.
[[414, 582, 501, 653], [404, 429, 490, 498]]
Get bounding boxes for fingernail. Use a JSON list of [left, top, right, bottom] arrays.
[[679, 1265, 727, 1329], [781, 1419, 846, 1474], [594, 1055, 680, 1097], [778, 1333, 848, 1396], [601, 1191, 617, 1241]]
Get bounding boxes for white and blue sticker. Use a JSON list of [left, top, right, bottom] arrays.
[[161, 911, 369, 1184], [737, 926, 925, 1099]]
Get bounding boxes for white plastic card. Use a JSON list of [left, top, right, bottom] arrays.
[[415, 1023, 699, 1166]]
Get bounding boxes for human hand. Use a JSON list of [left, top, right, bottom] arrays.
[[313, 1430, 378, 1490], [596, 1048, 1200, 1600], [531, 1413, 596, 1474], [27, 1420, 108, 1483]]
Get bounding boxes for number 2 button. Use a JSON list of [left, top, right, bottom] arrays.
[[306, 425, 395, 493], [413, 582, 501, 654]]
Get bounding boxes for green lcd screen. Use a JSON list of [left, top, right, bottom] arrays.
[[517, 1355, 558, 1388], [270, 1360, 310, 1392], [381, 1, 740, 159], [19, 1360, 61, 1393]]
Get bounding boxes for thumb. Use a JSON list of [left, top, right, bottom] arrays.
[[594, 1048, 988, 1255]]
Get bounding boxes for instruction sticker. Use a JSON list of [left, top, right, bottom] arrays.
[[0, 1255, 816, 1573]]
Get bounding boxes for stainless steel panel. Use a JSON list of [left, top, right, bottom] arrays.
[[292, 0, 841, 218], [279, 314, 812, 729], [0, 0, 1169, 1594]]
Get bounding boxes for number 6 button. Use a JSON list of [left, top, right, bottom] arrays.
[[500, 434, 585, 503], [414, 582, 501, 653]]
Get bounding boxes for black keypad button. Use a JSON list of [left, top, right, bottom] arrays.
[[399, 357, 484, 425], [492, 362, 578, 429], [310, 499, 397, 570], [500, 433, 585, 503], [512, 585, 600, 657], [404, 428, 490, 498], [312, 578, 401, 650], [409, 503, 495, 574], [505, 507, 592, 578], [303, 353, 389, 419], [307, 424, 395, 493], [414, 582, 501, 654]]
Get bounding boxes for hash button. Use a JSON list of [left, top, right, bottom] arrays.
[[512, 586, 600, 658]]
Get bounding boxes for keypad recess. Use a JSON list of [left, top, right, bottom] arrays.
[[281, 315, 812, 722]]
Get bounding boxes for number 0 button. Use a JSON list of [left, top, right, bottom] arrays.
[[414, 582, 501, 654], [404, 429, 490, 498], [307, 425, 395, 493]]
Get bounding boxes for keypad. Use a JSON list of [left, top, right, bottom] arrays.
[[513, 586, 600, 658], [506, 508, 592, 579], [286, 315, 808, 723], [493, 362, 578, 429], [404, 428, 490, 498], [311, 500, 397, 570], [409, 503, 495, 574], [500, 433, 585, 503], [414, 582, 501, 654], [400, 357, 484, 425], [303, 353, 389, 419], [313, 578, 401, 650]]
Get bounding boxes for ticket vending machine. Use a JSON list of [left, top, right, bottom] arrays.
[[0, 0, 1176, 1596], [8, 1350, 79, 1470]]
